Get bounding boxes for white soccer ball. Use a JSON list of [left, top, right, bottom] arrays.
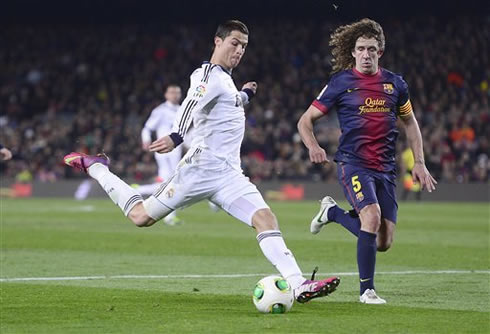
[[253, 275, 294, 314]]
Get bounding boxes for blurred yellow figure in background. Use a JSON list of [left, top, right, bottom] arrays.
[[401, 147, 421, 200]]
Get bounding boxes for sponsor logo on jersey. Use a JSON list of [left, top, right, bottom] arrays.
[[194, 85, 206, 98], [359, 97, 390, 114], [383, 83, 394, 94]]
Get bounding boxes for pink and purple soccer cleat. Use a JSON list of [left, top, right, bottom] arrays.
[[63, 152, 110, 173], [294, 267, 340, 303]]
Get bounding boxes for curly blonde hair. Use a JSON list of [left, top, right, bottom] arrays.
[[329, 18, 385, 73]]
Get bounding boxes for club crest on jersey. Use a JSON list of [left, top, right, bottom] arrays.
[[165, 187, 175, 199], [383, 83, 394, 94], [356, 191, 364, 202], [194, 85, 206, 98]]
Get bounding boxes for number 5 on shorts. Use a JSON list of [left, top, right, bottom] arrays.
[[352, 175, 362, 193]]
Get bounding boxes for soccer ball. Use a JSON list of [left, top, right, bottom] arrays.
[[253, 275, 294, 314]]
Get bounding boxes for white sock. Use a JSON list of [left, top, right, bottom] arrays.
[[256, 230, 306, 289], [88, 163, 143, 216], [135, 183, 160, 196]]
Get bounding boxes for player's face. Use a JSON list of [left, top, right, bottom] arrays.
[[165, 86, 182, 105], [214, 30, 248, 70], [352, 37, 383, 75]]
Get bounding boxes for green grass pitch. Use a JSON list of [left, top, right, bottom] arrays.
[[1, 198, 488, 333]]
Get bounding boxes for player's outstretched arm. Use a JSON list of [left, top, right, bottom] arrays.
[[240, 81, 257, 105], [400, 113, 437, 192], [297, 105, 329, 164], [242, 81, 257, 94]]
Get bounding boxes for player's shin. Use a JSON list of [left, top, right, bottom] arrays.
[[330, 206, 361, 237], [87, 163, 143, 216], [357, 230, 377, 294], [256, 230, 305, 289]]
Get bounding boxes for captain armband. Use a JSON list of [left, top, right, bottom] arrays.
[[397, 99, 413, 117]]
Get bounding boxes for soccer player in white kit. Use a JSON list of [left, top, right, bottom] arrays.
[[64, 20, 339, 303], [137, 84, 184, 225], [141, 84, 183, 189]]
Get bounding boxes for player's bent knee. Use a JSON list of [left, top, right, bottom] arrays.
[[128, 212, 153, 227], [252, 208, 279, 232], [141, 196, 173, 223], [359, 204, 382, 232], [128, 203, 155, 227]]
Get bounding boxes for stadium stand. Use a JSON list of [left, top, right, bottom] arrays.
[[1, 16, 488, 183]]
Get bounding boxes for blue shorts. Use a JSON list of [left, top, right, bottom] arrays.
[[337, 162, 398, 223]]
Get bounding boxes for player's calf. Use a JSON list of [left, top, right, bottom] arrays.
[[376, 239, 392, 252], [376, 218, 395, 252]]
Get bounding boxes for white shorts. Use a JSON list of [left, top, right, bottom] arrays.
[[154, 145, 183, 181], [144, 147, 269, 226]]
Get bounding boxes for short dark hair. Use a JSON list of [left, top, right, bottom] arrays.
[[215, 20, 249, 40]]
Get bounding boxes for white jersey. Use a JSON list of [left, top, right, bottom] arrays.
[[141, 101, 180, 144], [142, 100, 183, 181], [171, 62, 249, 171]]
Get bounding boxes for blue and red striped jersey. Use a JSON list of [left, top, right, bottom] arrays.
[[312, 67, 413, 172]]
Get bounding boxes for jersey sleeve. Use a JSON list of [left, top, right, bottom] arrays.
[[141, 108, 161, 143], [171, 67, 222, 139], [311, 76, 341, 114], [396, 76, 413, 117]]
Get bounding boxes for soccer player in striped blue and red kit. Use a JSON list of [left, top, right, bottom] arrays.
[[298, 18, 437, 304]]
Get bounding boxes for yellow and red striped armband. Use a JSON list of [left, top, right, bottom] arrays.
[[397, 99, 413, 117]]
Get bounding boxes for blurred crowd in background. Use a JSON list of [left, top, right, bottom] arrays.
[[1, 15, 488, 184]]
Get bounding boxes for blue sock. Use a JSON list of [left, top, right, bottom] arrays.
[[328, 206, 361, 237], [357, 230, 377, 295]]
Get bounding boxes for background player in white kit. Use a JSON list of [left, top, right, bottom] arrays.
[[64, 20, 339, 303], [137, 84, 184, 225], [141, 84, 183, 191]]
